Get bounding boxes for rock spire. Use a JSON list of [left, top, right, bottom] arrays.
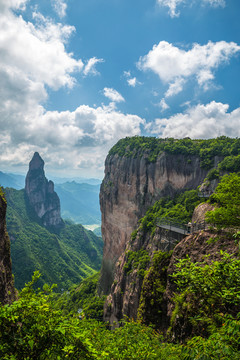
[[25, 152, 64, 231]]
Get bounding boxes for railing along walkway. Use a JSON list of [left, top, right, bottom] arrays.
[[198, 191, 212, 198], [157, 218, 208, 236]]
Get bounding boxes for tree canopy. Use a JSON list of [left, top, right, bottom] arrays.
[[206, 173, 240, 228]]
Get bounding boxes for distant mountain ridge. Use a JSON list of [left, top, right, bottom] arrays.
[[55, 181, 101, 226], [0, 171, 25, 190], [5, 187, 103, 291], [3, 152, 103, 290], [0, 170, 101, 227]]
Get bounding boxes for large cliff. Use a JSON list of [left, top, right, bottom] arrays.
[[103, 202, 239, 339], [0, 190, 15, 304], [100, 136, 240, 324], [25, 152, 64, 231], [99, 142, 215, 293]]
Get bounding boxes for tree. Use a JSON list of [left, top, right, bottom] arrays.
[[0, 272, 93, 360], [206, 173, 240, 228]]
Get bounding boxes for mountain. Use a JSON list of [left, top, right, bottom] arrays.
[[4, 152, 103, 291], [51, 176, 101, 186], [55, 181, 101, 226], [0, 171, 25, 190], [5, 187, 103, 291], [25, 152, 65, 232], [99, 136, 240, 313], [0, 169, 101, 227]]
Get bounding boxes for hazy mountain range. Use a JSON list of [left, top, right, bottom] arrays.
[[0, 171, 102, 228]]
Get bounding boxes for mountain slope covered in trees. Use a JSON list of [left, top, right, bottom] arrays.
[[5, 187, 103, 291]]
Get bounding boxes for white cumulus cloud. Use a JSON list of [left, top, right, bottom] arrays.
[[138, 41, 240, 103], [146, 101, 240, 139], [103, 88, 125, 103], [0, 1, 144, 177]]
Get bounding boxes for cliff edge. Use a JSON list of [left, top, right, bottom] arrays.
[[0, 190, 15, 304], [100, 147, 211, 293]]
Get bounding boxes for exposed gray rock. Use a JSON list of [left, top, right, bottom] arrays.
[[99, 151, 212, 293], [0, 192, 15, 304], [25, 152, 64, 231]]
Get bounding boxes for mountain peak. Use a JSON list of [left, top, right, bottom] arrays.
[[29, 152, 44, 171], [25, 153, 64, 231]]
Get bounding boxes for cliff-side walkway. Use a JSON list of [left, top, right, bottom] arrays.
[[157, 218, 208, 236]]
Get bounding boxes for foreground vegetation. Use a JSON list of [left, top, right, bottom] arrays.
[[1, 140, 240, 358], [1, 253, 240, 360]]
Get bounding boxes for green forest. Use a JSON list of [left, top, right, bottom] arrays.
[[109, 136, 240, 169], [4, 188, 103, 290], [1, 137, 240, 359]]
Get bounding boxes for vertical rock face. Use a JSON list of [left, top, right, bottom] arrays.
[[25, 152, 64, 231], [100, 152, 208, 267], [0, 192, 15, 304]]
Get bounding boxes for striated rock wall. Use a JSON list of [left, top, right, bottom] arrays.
[[104, 226, 174, 324], [0, 191, 15, 304], [25, 152, 64, 231], [104, 226, 239, 334], [100, 152, 209, 273]]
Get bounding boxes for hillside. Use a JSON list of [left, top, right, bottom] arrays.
[[0, 170, 101, 228], [5, 187, 103, 291], [1, 137, 240, 359]]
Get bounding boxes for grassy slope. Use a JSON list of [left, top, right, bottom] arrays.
[[5, 188, 103, 291]]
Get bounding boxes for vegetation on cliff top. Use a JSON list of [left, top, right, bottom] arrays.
[[109, 136, 240, 168]]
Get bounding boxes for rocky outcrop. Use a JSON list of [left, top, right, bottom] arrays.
[[0, 191, 15, 304], [103, 226, 173, 325], [103, 194, 237, 330], [25, 152, 64, 231], [104, 225, 238, 335], [99, 151, 212, 293]]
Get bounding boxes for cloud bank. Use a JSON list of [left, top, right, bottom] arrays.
[[146, 101, 240, 139], [0, 0, 143, 176]]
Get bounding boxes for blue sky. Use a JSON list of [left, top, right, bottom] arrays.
[[0, 0, 239, 178]]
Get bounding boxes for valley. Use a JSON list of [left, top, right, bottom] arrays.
[[0, 136, 240, 359]]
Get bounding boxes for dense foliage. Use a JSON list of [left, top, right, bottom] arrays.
[[53, 272, 106, 320], [5, 188, 103, 290], [123, 250, 150, 278], [137, 251, 172, 328], [109, 136, 240, 168], [1, 269, 240, 359], [139, 189, 201, 233], [170, 251, 240, 340], [206, 173, 240, 228], [0, 272, 92, 360]]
